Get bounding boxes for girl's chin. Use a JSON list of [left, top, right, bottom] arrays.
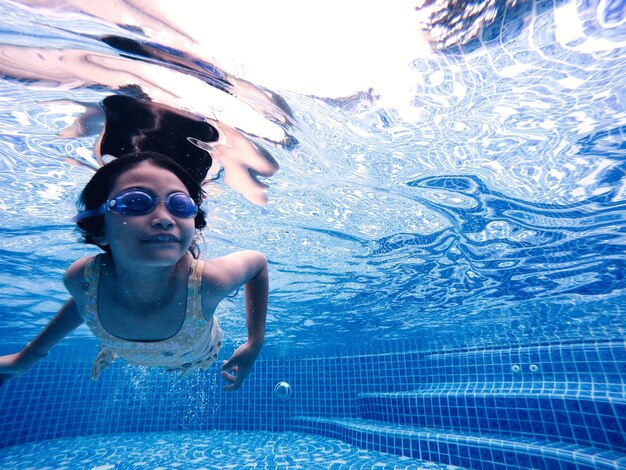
[[129, 247, 189, 265]]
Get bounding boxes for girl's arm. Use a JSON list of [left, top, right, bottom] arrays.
[[242, 252, 268, 349], [0, 298, 84, 386], [207, 250, 268, 391]]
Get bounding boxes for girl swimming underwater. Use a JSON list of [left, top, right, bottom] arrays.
[[0, 152, 268, 391]]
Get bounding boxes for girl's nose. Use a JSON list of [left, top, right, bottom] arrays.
[[152, 217, 174, 229], [150, 204, 175, 228]]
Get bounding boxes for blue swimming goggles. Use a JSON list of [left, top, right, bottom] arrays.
[[72, 189, 198, 223]]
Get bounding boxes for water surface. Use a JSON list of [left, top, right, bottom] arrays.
[[0, 0, 624, 355]]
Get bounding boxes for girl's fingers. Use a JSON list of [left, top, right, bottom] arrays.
[[221, 369, 237, 382]]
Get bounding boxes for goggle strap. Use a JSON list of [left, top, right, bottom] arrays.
[[71, 204, 107, 223]]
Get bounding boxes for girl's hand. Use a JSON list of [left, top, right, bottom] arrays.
[[220, 341, 263, 391], [0, 353, 31, 387]]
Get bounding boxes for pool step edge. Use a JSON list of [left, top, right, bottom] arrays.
[[356, 389, 626, 453], [291, 416, 626, 470]]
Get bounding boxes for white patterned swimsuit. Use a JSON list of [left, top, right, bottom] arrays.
[[82, 254, 223, 379]]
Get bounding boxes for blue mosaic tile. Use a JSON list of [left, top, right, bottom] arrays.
[[0, 431, 462, 469], [292, 416, 623, 470], [0, 339, 624, 468]]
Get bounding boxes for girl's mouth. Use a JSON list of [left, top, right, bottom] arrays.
[[143, 235, 180, 244]]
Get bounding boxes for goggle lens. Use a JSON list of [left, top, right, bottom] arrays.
[[113, 191, 155, 214], [166, 193, 198, 217]]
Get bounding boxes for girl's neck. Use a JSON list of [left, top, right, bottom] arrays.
[[102, 253, 191, 308]]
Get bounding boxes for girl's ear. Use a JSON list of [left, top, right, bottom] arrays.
[[91, 233, 109, 246]]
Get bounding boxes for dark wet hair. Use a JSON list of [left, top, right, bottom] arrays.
[[99, 95, 217, 183], [76, 151, 207, 257]]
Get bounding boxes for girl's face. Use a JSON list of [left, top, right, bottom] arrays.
[[97, 161, 197, 267]]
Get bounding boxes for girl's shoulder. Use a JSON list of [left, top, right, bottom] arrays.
[[202, 250, 266, 275], [200, 250, 267, 293], [63, 255, 99, 298]]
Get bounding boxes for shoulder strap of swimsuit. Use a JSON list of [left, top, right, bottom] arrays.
[[186, 257, 205, 320], [82, 254, 102, 321]]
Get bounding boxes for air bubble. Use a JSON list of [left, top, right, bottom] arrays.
[[274, 381, 292, 400]]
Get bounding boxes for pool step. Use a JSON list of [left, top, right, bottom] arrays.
[[357, 389, 626, 453], [291, 416, 626, 470]]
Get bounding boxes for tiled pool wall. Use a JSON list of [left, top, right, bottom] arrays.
[[1, 339, 625, 469]]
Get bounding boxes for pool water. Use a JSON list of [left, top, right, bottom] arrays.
[[0, 0, 625, 469]]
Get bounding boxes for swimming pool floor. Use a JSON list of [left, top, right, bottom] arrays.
[[0, 431, 464, 469]]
